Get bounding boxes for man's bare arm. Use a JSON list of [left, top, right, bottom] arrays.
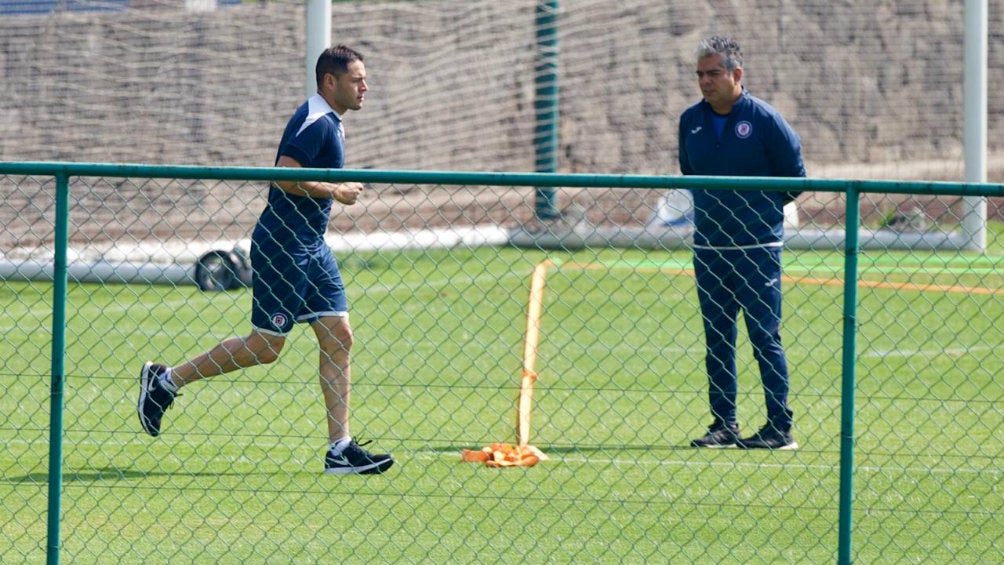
[[273, 155, 364, 205]]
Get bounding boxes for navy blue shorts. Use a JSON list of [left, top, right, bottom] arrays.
[[249, 240, 348, 336]]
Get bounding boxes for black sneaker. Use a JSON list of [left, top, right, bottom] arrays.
[[737, 424, 798, 450], [690, 422, 740, 448], [324, 440, 395, 475], [138, 362, 177, 437]]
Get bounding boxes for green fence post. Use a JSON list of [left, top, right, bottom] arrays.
[[837, 182, 860, 565], [46, 172, 70, 565], [533, 0, 560, 220]]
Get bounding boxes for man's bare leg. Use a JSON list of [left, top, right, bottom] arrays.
[[312, 315, 394, 475], [311, 315, 353, 443], [170, 330, 286, 387]]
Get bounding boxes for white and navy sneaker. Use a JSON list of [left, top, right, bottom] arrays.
[[324, 440, 394, 475], [138, 362, 178, 437], [690, 421, 740, 448], [737, 424, 798, 451]]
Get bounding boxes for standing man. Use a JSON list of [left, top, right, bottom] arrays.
[[138, 45, 394, 475], [678, 35, 805, 450]]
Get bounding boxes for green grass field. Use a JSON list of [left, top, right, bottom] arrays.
[[2, 242, 1003, 564]]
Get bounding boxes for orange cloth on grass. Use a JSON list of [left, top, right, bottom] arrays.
[[461, 442, 546, 467]]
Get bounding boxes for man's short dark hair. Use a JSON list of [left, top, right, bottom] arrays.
[[696, 35, 743, 71], [316, 44, 364, 86]]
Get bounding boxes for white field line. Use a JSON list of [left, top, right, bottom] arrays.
[[861, 344, 995, 358], [0, 271, 520, 334], [0, 297, 196, 333], [409, 449, 1003, 478]]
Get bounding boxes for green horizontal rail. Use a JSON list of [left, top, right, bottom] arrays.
[[2, 161, 1004, 197]]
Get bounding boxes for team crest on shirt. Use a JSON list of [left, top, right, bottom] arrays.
[[735, 121, 753, 139], [271, 313, 288, 328]]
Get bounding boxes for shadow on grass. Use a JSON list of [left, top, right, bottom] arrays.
[[3, 465, 255, 484]]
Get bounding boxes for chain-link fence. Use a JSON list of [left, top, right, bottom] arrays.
[[1, 164, 1002, 564]]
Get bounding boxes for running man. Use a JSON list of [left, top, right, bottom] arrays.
[[138, 45, 394, 475]]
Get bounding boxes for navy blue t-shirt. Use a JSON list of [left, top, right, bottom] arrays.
[[255, 93, 345, 250], [678, 89, 805, 248]]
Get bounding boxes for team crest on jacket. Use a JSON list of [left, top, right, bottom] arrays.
[[735, 121, 753, 139]]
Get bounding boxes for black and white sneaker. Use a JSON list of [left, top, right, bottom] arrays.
[[324, 440, 394, 475], [737, 424, 798, 450], [690, 421, 740, 448], [138, 362, 177, 437]]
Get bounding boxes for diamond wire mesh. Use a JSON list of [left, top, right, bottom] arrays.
[[1, 172, 1002, 564]]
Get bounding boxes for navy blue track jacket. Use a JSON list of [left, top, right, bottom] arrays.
[[678, 89, 806, 248]]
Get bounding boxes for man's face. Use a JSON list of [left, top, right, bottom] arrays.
[[327, 60, 368, 114], [696, 54, 741, 111]]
